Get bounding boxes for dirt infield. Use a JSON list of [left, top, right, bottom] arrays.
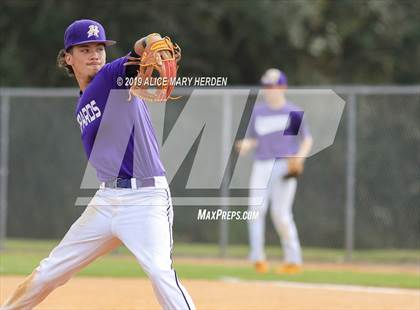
[[1, 276, 419, 310]]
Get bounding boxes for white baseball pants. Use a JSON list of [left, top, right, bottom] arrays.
[[248, 159, 302, 264], [2, 177, 195, 310]]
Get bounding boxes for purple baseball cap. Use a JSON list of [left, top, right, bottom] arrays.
[[261, 68, 288, 86], [64, 19, 116, 50]]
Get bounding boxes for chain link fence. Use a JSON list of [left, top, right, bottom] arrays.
[[0, 86, 419, 258]]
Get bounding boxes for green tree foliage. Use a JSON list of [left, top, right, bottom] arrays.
[[0, 0, 419, 86]]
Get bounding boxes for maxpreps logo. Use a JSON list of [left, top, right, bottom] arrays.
[[75, 89, 346, 206], [76, 100, 101, 132]]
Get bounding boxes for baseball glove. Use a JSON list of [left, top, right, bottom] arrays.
[[124, 33, 181, 101], [283, 157, 304, 179]]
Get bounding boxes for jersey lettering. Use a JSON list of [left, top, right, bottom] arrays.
[[77, 100, 102, 132]]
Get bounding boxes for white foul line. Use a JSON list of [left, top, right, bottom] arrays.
[[220, 277, 420, 296]]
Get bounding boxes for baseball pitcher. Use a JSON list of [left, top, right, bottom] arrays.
[[236, 68, 313, 274], [1, 19, 195, 309]]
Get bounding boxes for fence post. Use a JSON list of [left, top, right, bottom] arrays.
[[219, 92, 232, 257], [0, 94, 10, 252], [345, 93, 357, 261]]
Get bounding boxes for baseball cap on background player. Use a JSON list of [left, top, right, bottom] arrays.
[[261, 68, 288, 87], [64, 19, 116, 51]]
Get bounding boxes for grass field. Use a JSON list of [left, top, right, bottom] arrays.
[[3, 238, 420, 263], [1, 239, 419, 289]]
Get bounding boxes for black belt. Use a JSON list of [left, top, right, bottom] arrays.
[[103, 177, 155, 189]]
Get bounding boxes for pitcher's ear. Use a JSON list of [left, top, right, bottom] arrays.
[[64, 47, 74, 65]]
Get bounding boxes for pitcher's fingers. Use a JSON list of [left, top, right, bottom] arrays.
[[155, 53, 163, 66], [160, 50, 172, 60]]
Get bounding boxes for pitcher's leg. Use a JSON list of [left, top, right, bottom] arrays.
[[114, 188, 195, 310], [270, 178, 302, 264], [1, 204, 119, 310]]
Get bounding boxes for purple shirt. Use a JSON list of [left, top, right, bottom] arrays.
[[247, 101, 311, 160], [75, 56, 165, 182]]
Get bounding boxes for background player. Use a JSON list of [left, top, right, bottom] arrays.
[[1, 19, 195, 309], [235, 68, 313, 274]]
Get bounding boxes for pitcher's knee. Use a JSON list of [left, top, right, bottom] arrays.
[[30, 269, 53, 290], [32, 265, 69, 290], [147, 265, 173, 283]]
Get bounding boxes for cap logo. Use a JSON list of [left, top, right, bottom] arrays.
[[87, 25, 100, 38]]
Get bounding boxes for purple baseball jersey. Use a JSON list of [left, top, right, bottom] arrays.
[[247, 101, 311, 160], [75, 56, 165, 182]]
